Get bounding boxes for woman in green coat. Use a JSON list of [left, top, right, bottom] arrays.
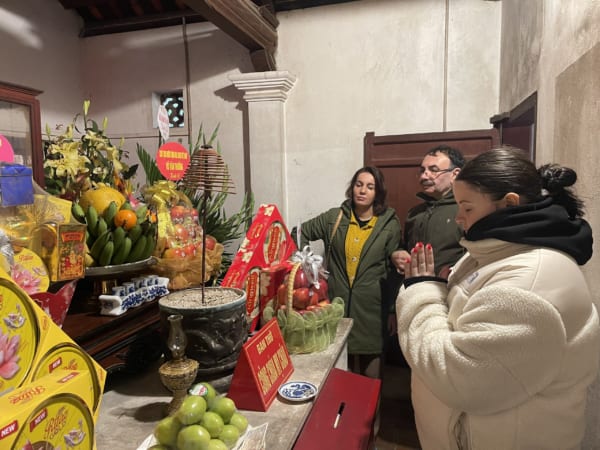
[[296, 166, 401, 379]]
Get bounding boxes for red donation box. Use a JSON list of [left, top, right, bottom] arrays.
[[293, 368, 381, 450], [227, 318, 293, 411]]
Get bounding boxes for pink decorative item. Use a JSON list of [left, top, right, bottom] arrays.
[[0, 134, 15, 163], [30, 280, 78, 328]]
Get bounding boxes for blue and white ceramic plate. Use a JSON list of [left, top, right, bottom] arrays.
[[278, 381, 318, 402]]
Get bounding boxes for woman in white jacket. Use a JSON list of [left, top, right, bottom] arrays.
[[396, 147, 600, 450]]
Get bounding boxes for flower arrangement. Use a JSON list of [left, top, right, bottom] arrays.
[[43, 100, 137, 201]]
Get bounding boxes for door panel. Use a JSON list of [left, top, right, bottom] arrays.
[[364, 129, 500, 230]]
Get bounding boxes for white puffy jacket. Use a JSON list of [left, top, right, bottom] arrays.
[[396, 238, 600, 450]]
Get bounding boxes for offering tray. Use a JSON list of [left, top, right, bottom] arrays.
[[85, 257, 156, 278], [75, 257, 157, 313]]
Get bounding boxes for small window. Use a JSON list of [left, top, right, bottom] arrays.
[[160, 91, 184, 128]]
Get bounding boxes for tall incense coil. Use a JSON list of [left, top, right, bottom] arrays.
[[181, 146, 236, 195]]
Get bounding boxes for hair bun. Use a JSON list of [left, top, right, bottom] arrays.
[[539, 164, 577, 193]]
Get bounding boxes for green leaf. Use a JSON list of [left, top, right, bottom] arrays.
[[122, 164, 139, 180], [206, 123, 220, 147], [192, 123, 204, 151], [136, 143, 165, 185], [88, 119, 100, 133]]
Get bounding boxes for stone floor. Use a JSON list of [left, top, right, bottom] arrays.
[[371, 362, 420, 450]]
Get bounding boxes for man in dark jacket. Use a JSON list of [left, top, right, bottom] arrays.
[[392, 145, 465, 278]]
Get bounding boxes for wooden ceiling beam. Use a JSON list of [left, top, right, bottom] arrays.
[[79, 11, 204, 36], [58, 0, 112, 7], [182, 0, 278, 71]]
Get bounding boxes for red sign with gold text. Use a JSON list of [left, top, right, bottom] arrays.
[[222, 204, 297, 332], [227, 318, 293, 411], [156, 142, 190, 181]]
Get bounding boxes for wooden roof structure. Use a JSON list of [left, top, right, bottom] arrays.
[[56, 0, 359, 71]]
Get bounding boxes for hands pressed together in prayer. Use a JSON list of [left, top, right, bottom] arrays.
[[392, 242, 436, 279]]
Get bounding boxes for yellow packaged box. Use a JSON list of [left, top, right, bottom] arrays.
[[30, 222, 87, 281], [0, 370, 97, 450], [0, 267, 106, 420]]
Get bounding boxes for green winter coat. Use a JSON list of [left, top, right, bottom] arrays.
[[296, 201, 402, 355], [404, 192, 465, 275]]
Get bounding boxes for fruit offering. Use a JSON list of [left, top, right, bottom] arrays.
[[71, 190, 157, 267], [153, 382, 249, 450], [262, 261, 345, 354]]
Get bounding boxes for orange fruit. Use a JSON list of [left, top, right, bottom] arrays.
[[113, 210, 138, 230]]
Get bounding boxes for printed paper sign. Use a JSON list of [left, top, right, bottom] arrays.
[[157, 104, 170, 142], [156, 142, 190, 181], [227, 318, 293, 411]]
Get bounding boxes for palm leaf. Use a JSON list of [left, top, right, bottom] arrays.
[[136, 143, 165, 185]]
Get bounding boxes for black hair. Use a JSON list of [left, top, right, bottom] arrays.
[[455, 146, 585, 218], [425, 145, 466, 169], [345, 166, 388, 216], [537, 163, 585, 219]]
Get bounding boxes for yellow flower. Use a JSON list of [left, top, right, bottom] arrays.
[[43, 100, 136, 199]]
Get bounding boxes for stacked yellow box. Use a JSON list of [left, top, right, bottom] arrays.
[[0, 267, 106, 449]]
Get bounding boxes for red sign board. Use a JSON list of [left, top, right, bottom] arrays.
[[227, 318, 293, 411], [222, 204, 297, 332], [156, 142, 190, 181]]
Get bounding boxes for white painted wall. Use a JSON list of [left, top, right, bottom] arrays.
[[277, 0, 500, 227], [0, 0, 83, 133], [79, 22, 253, 211], [0, 0, 500, 222], [499, 1, 600, 446]]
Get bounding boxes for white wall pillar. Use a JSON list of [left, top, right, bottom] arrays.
[[229, 71, 297, 220]]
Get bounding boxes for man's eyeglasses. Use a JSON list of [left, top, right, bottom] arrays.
[[418, 166, 455, 177]]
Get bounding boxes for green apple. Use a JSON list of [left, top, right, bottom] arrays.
[[207, 439, 228, 450], [148, 444, 170, 450], [209, 396, 236, 423], [177, 395, 207, 425], [189, 382, 218, 408], [218, 424, 240, 449], [153, 415, 182, 447], [177, 424, 211, 450], [228, 412, 248, 434], [200, 411, 225, 438]]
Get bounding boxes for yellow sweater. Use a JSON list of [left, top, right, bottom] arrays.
[[345, 211, 377, 287]]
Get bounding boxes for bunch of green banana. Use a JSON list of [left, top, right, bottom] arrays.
[[73, 200, 158, 267]]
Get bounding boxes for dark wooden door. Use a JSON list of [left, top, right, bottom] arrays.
[[364, 129, 500, 230]]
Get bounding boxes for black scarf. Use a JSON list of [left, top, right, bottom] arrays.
[[465, 197, 593, 265]]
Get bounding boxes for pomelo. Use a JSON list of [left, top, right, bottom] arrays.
[[79, 186, 125, 215]]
